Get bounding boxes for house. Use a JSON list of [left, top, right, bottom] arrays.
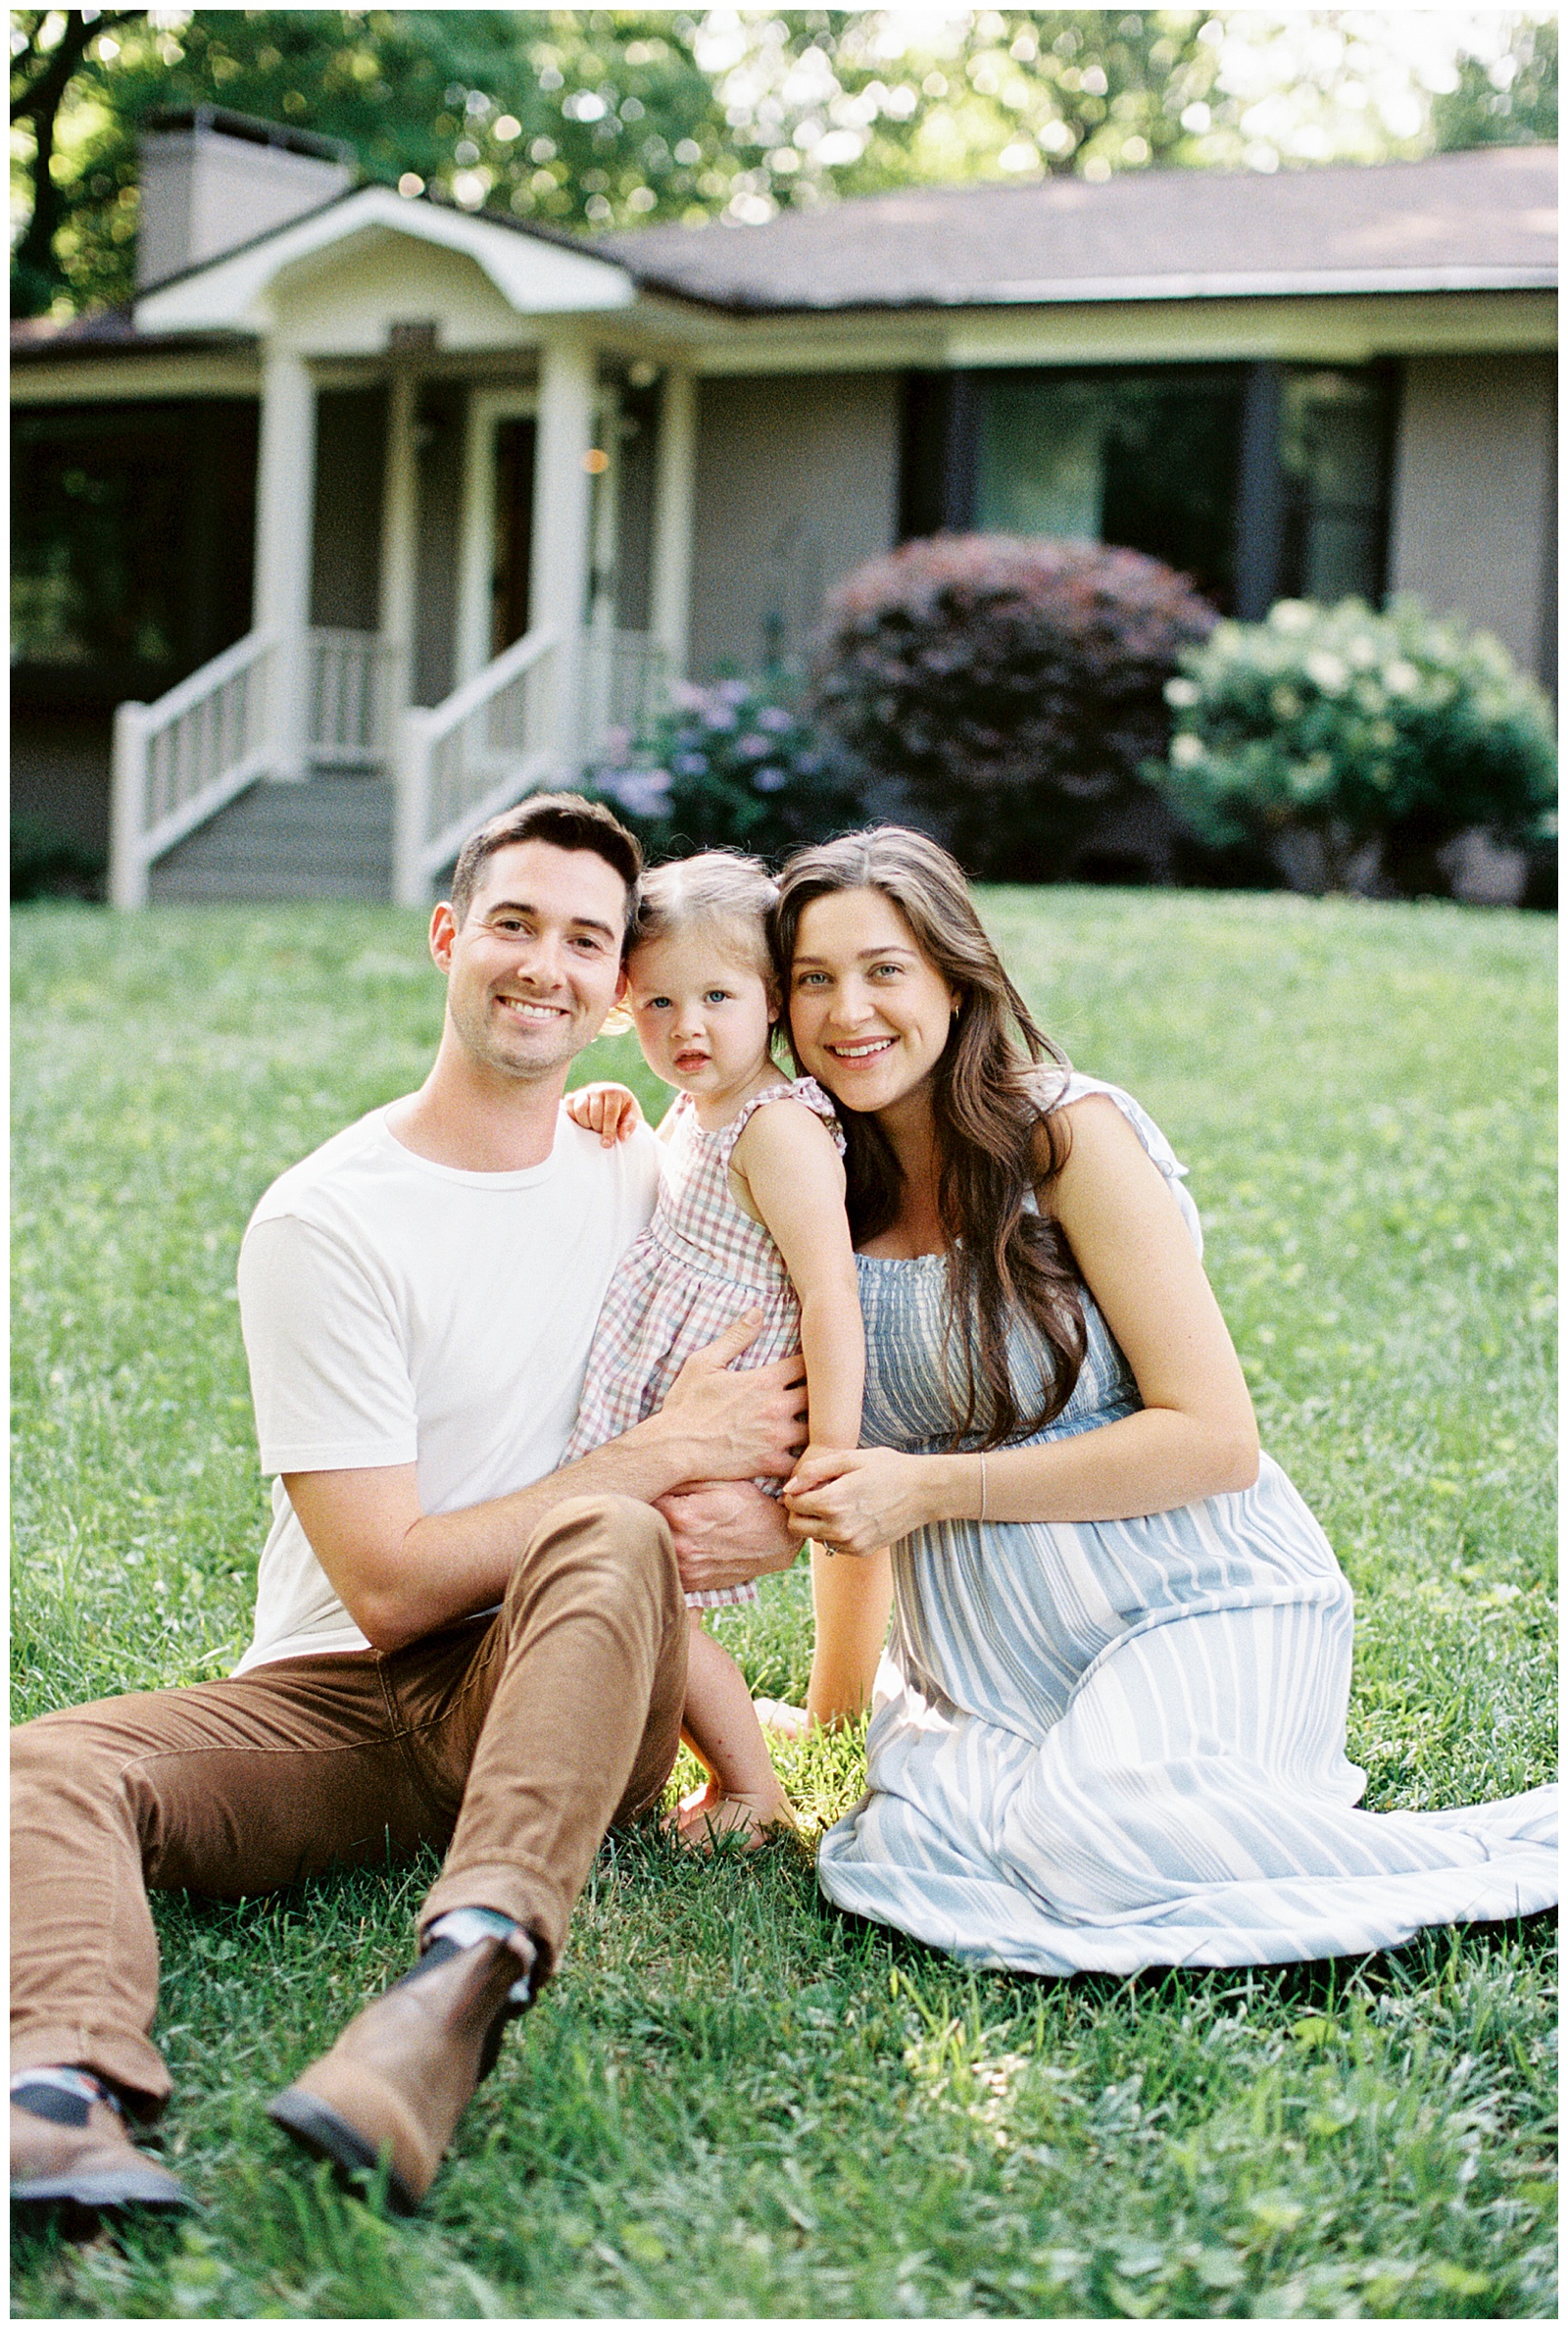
[[11, 112, 1556, 905]]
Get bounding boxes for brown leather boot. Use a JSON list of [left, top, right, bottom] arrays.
[[267, 1929, 535, 2213], [11, 2068, 191, 2228]]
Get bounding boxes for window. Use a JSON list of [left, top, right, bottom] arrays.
[[1277, 368, 1395, 605], [11, 399, 257, 697], [974, 369, 1246, 607], [902, 362, 1396, 616]]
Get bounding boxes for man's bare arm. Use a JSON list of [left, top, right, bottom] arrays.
[[654, 1480, 798, 1598], [285, 1314, 807, 1652]]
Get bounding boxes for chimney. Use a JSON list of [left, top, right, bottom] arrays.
[[136, 107, 354, 289]]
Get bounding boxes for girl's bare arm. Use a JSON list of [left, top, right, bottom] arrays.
[[732, 1099, 865, 1453]]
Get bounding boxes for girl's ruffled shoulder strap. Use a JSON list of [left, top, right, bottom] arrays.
[[1027, 1065, 1202, 1257], [721, 1075, 848, 1159]]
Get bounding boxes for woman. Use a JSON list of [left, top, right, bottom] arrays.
[[775, 828, 1555, 1975]]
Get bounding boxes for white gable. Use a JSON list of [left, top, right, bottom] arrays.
[[133, 183, 636, 337]]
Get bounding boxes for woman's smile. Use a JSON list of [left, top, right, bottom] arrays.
[[789, 888, 957, 1119]]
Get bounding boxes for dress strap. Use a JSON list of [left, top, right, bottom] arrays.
[[1031, 1067, 1202, 1257], [718, 1075, 847, 1160]]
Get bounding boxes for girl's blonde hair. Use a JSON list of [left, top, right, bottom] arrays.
[[629, 851, 780, 1000]]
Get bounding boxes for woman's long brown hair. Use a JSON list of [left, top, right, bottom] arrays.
[[773, 827, 1086, 1449]]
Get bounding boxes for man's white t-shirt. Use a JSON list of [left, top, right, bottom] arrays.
[[234, 1104, 661, 1672]]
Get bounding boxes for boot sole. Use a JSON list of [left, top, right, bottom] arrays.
[[267, 2086, 420, 2216], [11, 2163, 193, 2222]]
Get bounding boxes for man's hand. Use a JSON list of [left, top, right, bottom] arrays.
[[659, 1313, 808, 1483], [655, 1480, 798, 1598], [564, 1081, 644, 1147]]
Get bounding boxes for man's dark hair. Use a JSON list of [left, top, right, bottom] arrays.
[[447, 794, 643, 935]]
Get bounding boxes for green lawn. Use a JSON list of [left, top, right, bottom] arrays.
[[11, 890, 1556, 2321]]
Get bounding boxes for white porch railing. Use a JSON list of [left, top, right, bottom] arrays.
[[110, 622, 669, 910], [392, 625, 671, 907], [394, 625, 563, 908], [110, 629, 277, 909], [308, 627, 402, 768], [110, 626, 400, 908], [582, 624, 670, 758]]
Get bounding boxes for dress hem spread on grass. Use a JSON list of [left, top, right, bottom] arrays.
[[815, 1074, 1558, 1976]]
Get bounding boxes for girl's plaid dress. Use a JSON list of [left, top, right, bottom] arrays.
[[561, 1076, 846, 1609]]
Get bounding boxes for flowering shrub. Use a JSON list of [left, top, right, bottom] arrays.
[[1152, 597, 1558, 894], [588, 670, 866, 865], [807, 534, 1217, 881]]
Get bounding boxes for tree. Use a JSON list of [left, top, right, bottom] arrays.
[[1432, 13, 1557, 150], [10, 8, 138, 315], [12, 9, 1560, 321]]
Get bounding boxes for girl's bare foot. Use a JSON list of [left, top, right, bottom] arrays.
[[753, 1698, 810, 1740], [668, 1778, 798, 1851]]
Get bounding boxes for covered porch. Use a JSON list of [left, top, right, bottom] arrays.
[[109, 187, 700, 906]]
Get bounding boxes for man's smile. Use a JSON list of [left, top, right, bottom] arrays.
[[497, 994, 570, 1020]]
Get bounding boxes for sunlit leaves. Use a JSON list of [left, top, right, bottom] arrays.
[[15, 10, 1559, 317]]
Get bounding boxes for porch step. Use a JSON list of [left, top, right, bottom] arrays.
[[147, 771, 395, 903]]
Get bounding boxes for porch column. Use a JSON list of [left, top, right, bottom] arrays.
[[379, 363, 420, 728], [530, 331, 595, 776], [253, 346, 317, 780], [651, 364, 696, 677]]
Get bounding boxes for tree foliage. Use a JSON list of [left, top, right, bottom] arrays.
[[1431, 13, 1557, 150], [10, 9, 1559, 319]]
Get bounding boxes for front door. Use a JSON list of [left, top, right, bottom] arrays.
[[491, 417, 535, 657]]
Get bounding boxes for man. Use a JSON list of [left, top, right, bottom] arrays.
[[11, 794, 804, 2223]]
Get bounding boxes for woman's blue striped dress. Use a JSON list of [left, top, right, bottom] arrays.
[[815, 1076, 1556, 1973]]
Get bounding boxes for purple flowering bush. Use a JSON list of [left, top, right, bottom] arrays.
[[808, 534, 1217, 880], [589, 669, 867, 864]]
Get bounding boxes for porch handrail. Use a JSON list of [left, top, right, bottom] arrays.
[[393, 624, 562, 909], [428, 622, 560, 737], [110, 629, 277, 909], [109, 624, 414, 907]]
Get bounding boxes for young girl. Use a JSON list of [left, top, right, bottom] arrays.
[[562, 851, 868, 1845]]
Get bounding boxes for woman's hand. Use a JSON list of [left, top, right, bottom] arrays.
[[782, 1445, 936, 1557], [564, 1081, 644, 1146]]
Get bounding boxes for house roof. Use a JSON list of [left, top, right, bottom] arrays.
[[11, 141, 1556, 360], [596, 145, 1557, 312], [10, 306, 250, 362]]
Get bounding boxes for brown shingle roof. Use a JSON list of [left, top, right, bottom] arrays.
[[13, 142, 1555, 354], [599, 145, 1557, 313]]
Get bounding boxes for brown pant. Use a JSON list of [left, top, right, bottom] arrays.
[[10, 1494, 687, 2113]]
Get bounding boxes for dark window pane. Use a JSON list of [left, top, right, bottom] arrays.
[[971, 368, 1245, 609], [10, 399, 257, 697], [1278, 368, 1395, 605]]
